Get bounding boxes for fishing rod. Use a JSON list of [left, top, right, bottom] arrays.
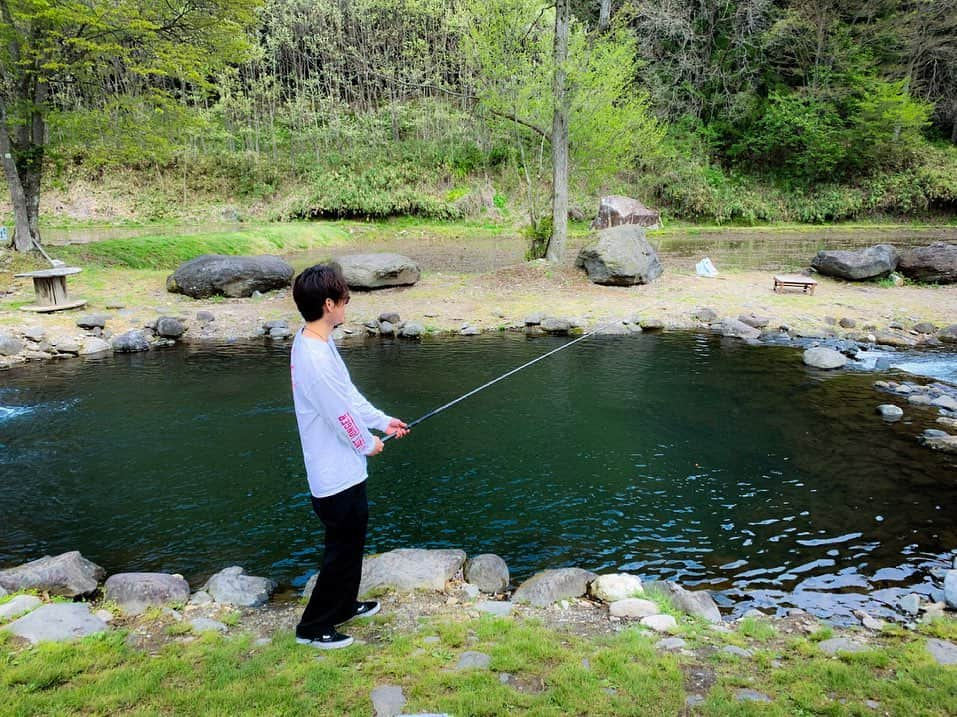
[[383, 321, 616, 442]]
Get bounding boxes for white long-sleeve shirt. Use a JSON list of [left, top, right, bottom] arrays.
[[290, 329, 390, 498]]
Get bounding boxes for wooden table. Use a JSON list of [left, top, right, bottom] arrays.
[[14, 267, 87, 312], [773, 274, 818, 295]]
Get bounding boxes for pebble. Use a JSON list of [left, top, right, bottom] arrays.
[[190, 618, 227, 633], [456, 651, 491, 670], [735, 689, 771, 703], [655, 637, 687, 651], [371, 685, 406, 717], [640, 614, 677, 633]]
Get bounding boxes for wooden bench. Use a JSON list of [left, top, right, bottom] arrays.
[[773, 274, 818, 295], [14, 267, 87, 312]]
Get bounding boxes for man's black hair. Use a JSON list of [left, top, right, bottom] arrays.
[[293, 264, 350, 322]]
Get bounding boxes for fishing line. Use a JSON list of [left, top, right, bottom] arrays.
[[382, 317, 644, 442]]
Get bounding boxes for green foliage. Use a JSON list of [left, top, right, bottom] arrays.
[[523, 215, 552, 260], [465, 0, 662, 195]]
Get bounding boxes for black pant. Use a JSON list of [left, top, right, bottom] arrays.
[[297, 480, 369, 638]]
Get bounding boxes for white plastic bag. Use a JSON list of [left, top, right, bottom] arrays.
[[695, 257, 719, 278]]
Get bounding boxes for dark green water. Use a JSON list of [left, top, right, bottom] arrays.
[[1, 333, 955, 620]]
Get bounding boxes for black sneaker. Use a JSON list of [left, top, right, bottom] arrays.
[[341, 600, 380, 624], [296, 630, 354, 650]]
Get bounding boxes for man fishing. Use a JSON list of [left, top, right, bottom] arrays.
[[290, 263, 409, 649]]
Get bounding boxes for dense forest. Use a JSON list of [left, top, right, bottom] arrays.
[[2, 0, 956, 237]]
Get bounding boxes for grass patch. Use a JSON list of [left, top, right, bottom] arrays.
[[1, 613, 956, 716], [54, 223, 348, 270]]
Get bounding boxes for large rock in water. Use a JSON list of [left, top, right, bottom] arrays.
[[803, 346, 847, 369], [511, 567, 598, 607], [898, 243, 957, 284], [591, 195, 661, 230], [166, 254, 294, 299], [337, 253, 420, 290], [103, 573, 191, 616], [810, 244, 899, 280], [0, 551, 105, 597], [576, 226, 663, 286]]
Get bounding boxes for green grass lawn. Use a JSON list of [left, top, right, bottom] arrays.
[[2, 607, 955, 717]]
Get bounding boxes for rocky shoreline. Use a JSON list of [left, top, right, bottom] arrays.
[[2, 548, 956, 653]]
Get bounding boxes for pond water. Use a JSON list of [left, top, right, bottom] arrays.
[[1, 333, 955, 622]]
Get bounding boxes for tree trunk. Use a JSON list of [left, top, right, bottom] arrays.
[[546, 0, 570, 264], [598, 0, 612, 32], [0, 98, 37, 252]]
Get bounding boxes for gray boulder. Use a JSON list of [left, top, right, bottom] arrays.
[[0, 595, 42, 621], [720, 318, 761, 340], [877, 404, 903, 421], [379, 312, 401, 324], [945, 569, 957, 609], [103, 573, 191, 616], [738, 314, 770, 329], [399, 322, 424, 339], [591, 195, 661, 230], [511, 567, 598, 607], [155, 317, 186, 339], [939, 325, 957, 343], [166, 254, 294, 299], [3, 603, 108, 644], [647, 581, 722, 624], [898, 243, 957, 284], [111, 330, 150, 353], [464, 554, 509, 594], [53, 338, 80, 355], [358, 549, 466, 596], [913, 322, 938, 334], [76, 314, 108, 329], [693, 308, 718, 323], [541, 317, 572, 335], [609, 598, 659, 618], [79, 337, 111, 355], [803, 347, 847, 369], [919, 430, 957, 454], [0, 332, 23, 357], [0, 551, 105, 597], [22, 326, 45, 342], [338, 253, 420, 290], [204, 566, 276, 607], [589, 573, 644, 602], [575, 226, 663, 286], [811, 244, 899, 280]]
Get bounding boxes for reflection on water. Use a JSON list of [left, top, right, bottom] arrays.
[[1, 333, 955, 623]]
